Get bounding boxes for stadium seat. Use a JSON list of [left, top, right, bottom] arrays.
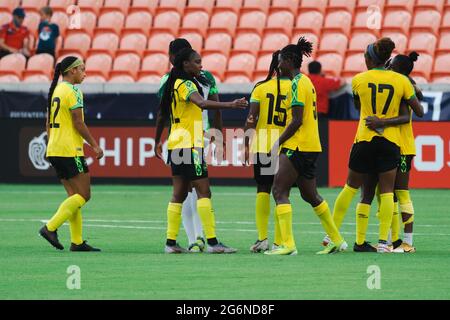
[[0, 0, 20, 14], [237, 10, 267, 36], [383, 9, 412, 34], [318, 32, 348, 56], [316, 53, 344, 77], [139, 53, 170, 77], [23, 12, 40, 38], [300, 54, 314, 74], [50, 12, 69, 37], [187, 0, 215, 14], [291, 32, 319, 56], [65, 11, 97, 37], [437, 31, 450, 54], [293, 10, 324, 36], [432, 53, 450, 78], [56, 53, 83, 63], [348, 32, 378, 54], [77, 0, 105, 15], [203, 32, 232, 56], [266, 10, 295, 36], [0, 74, 20, 82], [271, 0, 300, 16], [256, 53, 272, 72], [408, 32, 438, 56], [410, 75, 428, 84], [210, 10, 238, 36], [215, 0, 243, 14], [0, 53, 26, 78], [129, 0, 159, 15], [117, 33, 148, 57], [323, 10, 353, 35], [178, 30, 203, 53], [352, 8, 382, 36], [328, 0, 357, 13], [85, 53, 113, 78], [411, 10, 441, 35], [432, 76, 450, 84], [301, 0, 328, 14], [123, 11, 153, 37], [386, 0, 414, 12], [88, 33, 120, 57], [260, 32, 289, 54], [158, 0, 187, 15], [442, 8, 450, 30], [96, 11, 125, 36], [0, 12, 11, 27], [342, 53, 367, 78], [23, 53, 54, 79], [180, 10, 210, 37], [83, 75, 107, 83], [224, 74, 251, 83], [137, 74, 162, 83], [381, 31, 408, 54], [146, 32, 175, 54], [416, 0, 445, 11], [110, 53, 141, 79], [242, 0, 270, 14], [108, 75, 135, 83], [23, 74, 50, 83], [100, 0, 131, 15], [21, 0, 48, 13], [153, 11, 181, 36], [59, 33, 91, 58], [201, 53, 228, 79], [227, 52, 256, 78], [357, 0, 386, 11], [49, 0, 76, 12], [252, 70, 268, 82], [411, 53, 434, 79], [232, 32, 261, 55]]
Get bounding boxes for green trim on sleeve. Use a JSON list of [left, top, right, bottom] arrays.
[[69, 104, 83, 110], [250, 98, 260, 103], [291, 102, 304, 107], [407, 94, 416, 100], [157, 73, 169, 99]]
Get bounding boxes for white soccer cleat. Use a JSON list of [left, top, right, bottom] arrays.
[[250, 239, 269, 253], [377, 242, 393, 253]]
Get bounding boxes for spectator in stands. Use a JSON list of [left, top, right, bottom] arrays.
[[36, 6, 59, 58], [308, 61, 345, 118], [0, 7, 30, 59]]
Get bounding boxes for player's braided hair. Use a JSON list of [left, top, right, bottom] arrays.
[[47, 56, 78, 124], [160, 48, 204, 120], [252, 50, 281, 96], [280, 37, 313, 69]]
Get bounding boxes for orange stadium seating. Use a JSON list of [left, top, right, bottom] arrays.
[[0, 0, 449, 83]]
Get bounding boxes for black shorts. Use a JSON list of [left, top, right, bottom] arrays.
[[253, 152, 277, 186], [48, 156, 89, 180], [398, 155, 414, 173], [167, 148, 208, 181], [280, 148, 319, 180], [349, 137, 400, 174]]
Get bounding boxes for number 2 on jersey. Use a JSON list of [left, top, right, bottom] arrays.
[[368, 83, 394, 115], [50, 97, 61, 128]]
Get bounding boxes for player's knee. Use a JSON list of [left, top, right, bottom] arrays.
[[272, 185, 286, 203], [172, 191, 188, 203]]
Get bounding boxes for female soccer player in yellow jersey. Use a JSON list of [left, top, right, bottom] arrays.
[[330, 38, 424, 253], [154, 48, 248, 253], [264, 38, 347, 256], [244, 50, 291, 253], [39, 56, 104, 251]]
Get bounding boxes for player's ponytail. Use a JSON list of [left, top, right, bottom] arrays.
[[280, 37, 313, 69], [47, 62, 61, 123], [253, 50, 280, 91]]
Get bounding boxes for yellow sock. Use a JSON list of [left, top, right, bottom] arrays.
[[333, 184, 358, 229], [395, 189, 415, 226], [391, 201, 400, 242], [379, 193, 394, 242], [314, 201, 343, 245], [47, 194, 86, 231], [276, 204, 295, 249], [197, 198, 216, 239], [274, 206, 282, 246], [69, 208, 83, 245], [255, 192, 270, 241], [355, 203, 371, 245], [166, 202, 182, 241]]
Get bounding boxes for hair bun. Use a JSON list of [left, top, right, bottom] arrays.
[[408, 51, 419, 62]]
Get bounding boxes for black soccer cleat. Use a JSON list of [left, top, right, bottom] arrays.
[[353, 241, 377, 252], [70, 241, 101, 252], [392, 239, 403, 249], [39, 225, 64, 250]]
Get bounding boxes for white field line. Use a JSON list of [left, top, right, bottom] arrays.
[[1, 218, 449, 236]]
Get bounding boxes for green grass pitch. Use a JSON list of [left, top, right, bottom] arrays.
[[1, 184, 449, 300]]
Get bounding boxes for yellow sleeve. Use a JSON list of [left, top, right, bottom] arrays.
[[67, 87, 84, 110], [292, 77, 305, 107], [250, 84, 261, 104], [351, 74, 360, 97], [178, 80, 198, 102], [402, 76, 416, 100]]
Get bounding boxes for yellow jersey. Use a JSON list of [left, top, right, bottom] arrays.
[[399, 109, 415, 155], [167, 79, 204, 150], [352, 69, 416, 146], [249, 77, 292, 153], [282, 73, 322, 152], [46, 81, 84, 157]]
